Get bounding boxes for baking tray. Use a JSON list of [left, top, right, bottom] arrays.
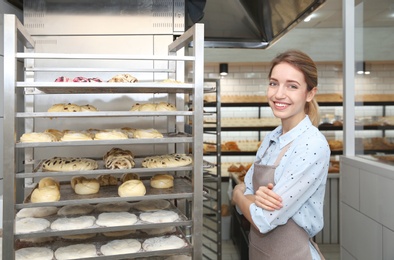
[[18, 178, 193, 209]]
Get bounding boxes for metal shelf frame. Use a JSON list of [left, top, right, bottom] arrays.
[[3, 14, 205, 259]]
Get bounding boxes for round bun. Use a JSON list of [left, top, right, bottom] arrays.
[[72, 177, 100, 195], [118, 180, 146, 197], [150, 174, 174, 189], [31, 185, 60, 203], [38, 177, 60, 189]]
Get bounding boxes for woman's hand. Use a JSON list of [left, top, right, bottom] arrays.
[[255, 183, 283, 211]]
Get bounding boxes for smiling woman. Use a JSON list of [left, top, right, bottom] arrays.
[[232, 50, 330, 260]]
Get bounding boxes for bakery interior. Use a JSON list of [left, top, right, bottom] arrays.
[[1, 0, 394, 259]]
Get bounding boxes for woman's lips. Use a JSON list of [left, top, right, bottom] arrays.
[[273, 101, 289, 110]]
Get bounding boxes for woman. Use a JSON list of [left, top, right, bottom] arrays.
[[232, 49, 330, 260]]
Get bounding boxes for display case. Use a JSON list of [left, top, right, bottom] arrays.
[[3, 14, 204, 259]]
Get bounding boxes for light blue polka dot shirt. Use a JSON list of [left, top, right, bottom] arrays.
[[242, 116, 330, 258]]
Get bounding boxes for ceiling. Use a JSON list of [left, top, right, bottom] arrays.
[[204, 0, 394, 63]]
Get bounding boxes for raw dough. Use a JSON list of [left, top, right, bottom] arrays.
[[57, 204, 95, 216], [139, 210, 179, 223], [100, 238, 141, 255], [51, 216, 96, 231], [54, 244, 98, 260], [42, 157, 98, 172], [16, 207, 58, 218], [96, 212, 138, 227], [118, 180, 146, 197], [15, 218, 50, 234], [15, 247, 54, 260], [142, 235, 186, 251], [150, 174, 174, 188], [95, 202, 132, 212], [132, 199, 171, 212]]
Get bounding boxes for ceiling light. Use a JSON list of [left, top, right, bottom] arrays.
[[219, 63, 228, 76], [304, 15, 313, 22]]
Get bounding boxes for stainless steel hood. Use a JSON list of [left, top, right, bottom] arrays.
[[186, 0, 326, 49]]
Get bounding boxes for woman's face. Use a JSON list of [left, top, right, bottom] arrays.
[[267, 62, 316, 129]]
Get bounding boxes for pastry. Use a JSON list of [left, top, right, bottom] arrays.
[[142, 153, 192, 168], [150, 174, 174, 188], [118, 179, 146, 197], [108, 73, 138, 83], [38, 177, 60, 189], [120, 173, 140, 183], [132, 128, 163, 139], [20, 132, 57, 143], [31, 185, 60, 203], [71, 176, 100, 195], [80, 104, 98, 112], [42, 157, 98, 172], [44, 129, 64, 141], [103, 148, 135, 169], [97, 174, 118, 186], [60, 131, 93, 141], [94, 130, 128, 140]]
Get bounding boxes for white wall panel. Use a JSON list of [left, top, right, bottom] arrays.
[[383, 227, 394, 260], [360, 169, 394, 231], [340, 161, 360, 210], [341, 204, 383, 260]]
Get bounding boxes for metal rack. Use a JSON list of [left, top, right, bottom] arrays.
[[202, 79, 222, 259], [3, 14, 204, 259]]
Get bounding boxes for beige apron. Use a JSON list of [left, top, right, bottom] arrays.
[[249, 144, 325, 260]]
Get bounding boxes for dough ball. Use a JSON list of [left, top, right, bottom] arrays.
[[31, 186, 60, 203], [139, 210, 179, 223], [150, 174, 174, 189], [118, 180, 146, 197]]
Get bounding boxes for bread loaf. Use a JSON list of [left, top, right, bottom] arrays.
[[71, 176, 100, 195], [150, 174, 174, 189]]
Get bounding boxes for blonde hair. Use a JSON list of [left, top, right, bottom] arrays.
[[268, 50, 320, 126]]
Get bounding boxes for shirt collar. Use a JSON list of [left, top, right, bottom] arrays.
[[268, 116, 312, 149]]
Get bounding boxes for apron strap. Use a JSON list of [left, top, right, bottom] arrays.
[[273, 142, 292, 167]]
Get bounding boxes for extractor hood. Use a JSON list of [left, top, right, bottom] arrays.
[[186, 0, 326, 49]]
